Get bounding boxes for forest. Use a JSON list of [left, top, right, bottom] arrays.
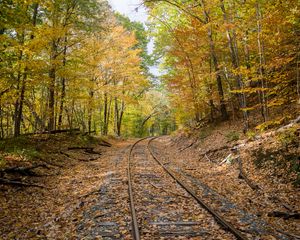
[[0, 0, 299, 138], [0, 0, 300, 239], [0, 0, 174, 138], [146, 0, 299, 130]]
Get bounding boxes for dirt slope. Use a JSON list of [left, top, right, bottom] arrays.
[[162, 118, 300, 237]]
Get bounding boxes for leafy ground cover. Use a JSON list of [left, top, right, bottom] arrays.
[[0, 133, 119, 239], [161, 120, 300, 237], [0, 119, 299, 239]]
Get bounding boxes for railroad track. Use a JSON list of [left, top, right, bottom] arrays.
[[127, 137, 150, 240], [127, 137, 248, 240]]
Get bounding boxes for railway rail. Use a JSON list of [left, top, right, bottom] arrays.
[[127, 137, 149, 240], [127, 137, 249, 240]]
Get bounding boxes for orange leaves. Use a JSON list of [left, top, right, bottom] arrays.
[[149, 0, 299, 126], [71, 16, 149, 125]]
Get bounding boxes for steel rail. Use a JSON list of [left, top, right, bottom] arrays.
[[147, 137, 249, 240], [127, 137, 152, 240]]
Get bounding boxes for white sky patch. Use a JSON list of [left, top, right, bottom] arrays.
[[107, 0, 148, 23]]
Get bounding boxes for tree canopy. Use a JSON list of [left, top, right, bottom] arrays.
[[0, 0, 299, 138], [146, 0, 300, 130]]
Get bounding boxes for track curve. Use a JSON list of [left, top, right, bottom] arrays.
[[127, 137, 248, 240]]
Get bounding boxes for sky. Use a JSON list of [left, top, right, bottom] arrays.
[[108, 0, 148, 23]]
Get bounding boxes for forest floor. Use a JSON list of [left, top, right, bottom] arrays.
[[159, 118, 300, 239], [0, 134, 131, 239], [0, 120, 299, 239]]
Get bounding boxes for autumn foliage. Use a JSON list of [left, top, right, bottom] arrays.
[[146, 0, 300, 129], [0, 0, 149, 138]]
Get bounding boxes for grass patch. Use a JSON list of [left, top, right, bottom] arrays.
[[276, 127, 298, 149], [79, 135, 99, 145], [0, 133, 104, 167], [246, 130, 257, 140], [0, 136, 42, 161], [198, 126, 214, 140], [0, 156, 6, 168], [225, 131, 240, 142]]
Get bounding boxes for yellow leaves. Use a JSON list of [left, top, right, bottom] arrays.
[[219, 23, 236, 33], [266, 56, 295, 70], [267, 99, 285, 108], [105, 25, 138, 51], [231, 87, 269, 95], [276, 126, 298, 147], [240, 107, 255, 112], [255, 118, 285, 132], [67, 16, 149, 115]]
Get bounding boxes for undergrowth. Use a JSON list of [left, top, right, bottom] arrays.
[[0, 136, 42, 166], [0, 133, 100, 169], [225, 131, 240, 142], [253, 146, 300, 186], [198, 125, 214, 140]]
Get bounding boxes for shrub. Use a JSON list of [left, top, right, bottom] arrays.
[[225, 131, 240, 142], [246, 130, 257, 140], [276, 127, 298, 149], [0, 156, 6, 168]]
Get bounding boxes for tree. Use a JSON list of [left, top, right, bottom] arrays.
[[145, 0, 300, 129], [0, 0, 150, 138]]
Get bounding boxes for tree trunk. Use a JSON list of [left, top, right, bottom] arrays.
[[116, 99, 125, 136], [103, 93, 112, 136], [58, 37, 68, 129], [6, 106, 10, 137], [107, 97, 112, 135], [0, 99, 3, 139], [296, 53, 299, 103], [103, 93, 108, 135], [208, 27, 228, 120], [14, 75, 26, 137], [114, 97, 119, 135], [220, 0, 249, 129], [48, 41, 57, 131], [256, 2, 268, 122], [58, 77, 65, 129], [66, 99, 75, 129], [199, 0, 228, 120], [88, 90, 94, 134], [14, 38, 25, 137], [14, 3, 39, 136], [48, 67, 56, 131]]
